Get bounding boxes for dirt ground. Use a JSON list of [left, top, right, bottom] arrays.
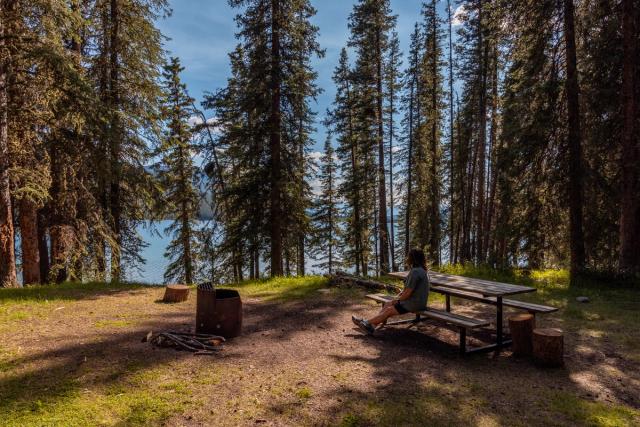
[[1, 280, 639, 426]]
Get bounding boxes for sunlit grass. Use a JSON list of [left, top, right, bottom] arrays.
[[549, 391, 640, 427], [1, 364, 194, 427], [229, 275, 331, 301], [0, 281, 151, 305]]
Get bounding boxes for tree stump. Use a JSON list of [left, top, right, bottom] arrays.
[[509, 313, 535, 357], [532, 328, 564, 367], [163, 284, 190, 303]]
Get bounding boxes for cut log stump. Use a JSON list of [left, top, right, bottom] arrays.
[[163, 284, 190, 303], [532, 328, 564, 367], [509, 313, 535, 357]]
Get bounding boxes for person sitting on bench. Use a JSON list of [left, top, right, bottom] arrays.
[[353, 248, 430, 335]]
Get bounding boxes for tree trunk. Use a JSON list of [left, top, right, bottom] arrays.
[[0, 0, 18, 288], [346, 82, 362, 276], [388, 67, 396, 272], [37, 210, 50, 282], [429, 0, 441, 266], [376, 27, 390, 275], [563, 0, 586, 279], [254, 247, 260, 279], [619, 0, 639, 273], [405, 50, 416, 257], [475, 2, 487, 264], [484, 44, 499, 263], [19, 199, 40, 285], [269, 0, 283, 277], [447, 0, 455, 265], [109, 0, 122, 282]]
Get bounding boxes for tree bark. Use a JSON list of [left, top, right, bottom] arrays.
[[109, 0, 122, 281], [429, 0, 441, 265], [269, 0, 283, 276], [619, 0, 639, 273], [405, 46, 417, 257], [388, 61, 396, 272], [19, 198, 40, 284], [447, 0, 455, 265], [376, 26, 390, 275], [563, 0, 586, 278], [0, 0, 18, 288], [37, 209, 49, 282], [484, 44, 499, 264], [475, 1, 488, 264]]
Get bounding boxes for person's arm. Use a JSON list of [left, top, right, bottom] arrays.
[[391, 270, 416, 303], [392, 287, 414, 303]]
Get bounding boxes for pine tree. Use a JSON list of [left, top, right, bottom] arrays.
[[347, 0, 397, 275], [562, 0, 586, 280], [400, 25, 423, 259], [157, 58, 199, 285], [619, 0, 639, 274], [0, 0, 17, 287], [208, 0, 322, 279], [384, 31, 402, 271], [310, 136, 341, 274], [328, 48, 370, 275]]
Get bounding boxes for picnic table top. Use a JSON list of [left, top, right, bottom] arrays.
[[387, 270, 536, 297]]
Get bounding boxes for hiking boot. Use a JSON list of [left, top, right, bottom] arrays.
[[352, 315, 374, 335]]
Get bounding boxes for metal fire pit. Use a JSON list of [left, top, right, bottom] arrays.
[[196, 283, 242, 338]]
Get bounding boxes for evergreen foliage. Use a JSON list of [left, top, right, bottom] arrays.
[[157, 57, 199, 285]]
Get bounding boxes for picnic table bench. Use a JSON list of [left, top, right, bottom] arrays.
[[367, 271, 557, 355], [366, 293, 490, 355]]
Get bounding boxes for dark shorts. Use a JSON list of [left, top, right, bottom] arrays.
[[394, 301, 410, 314]]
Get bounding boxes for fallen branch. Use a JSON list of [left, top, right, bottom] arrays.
[[326, 271, 401, 293], [143, 331, 225, 355]]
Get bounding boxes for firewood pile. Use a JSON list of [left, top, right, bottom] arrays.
[[143, 331, 225, 355]]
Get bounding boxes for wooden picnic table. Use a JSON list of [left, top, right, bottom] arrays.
[[388, 270, 537, 354]]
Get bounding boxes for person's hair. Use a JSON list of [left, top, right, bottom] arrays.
[[406, 248, 427, 269]]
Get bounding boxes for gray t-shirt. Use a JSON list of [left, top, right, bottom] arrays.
[[399, 267, 429, 312]]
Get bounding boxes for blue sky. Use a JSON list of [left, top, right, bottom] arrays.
[[156, 0, 461, 154]]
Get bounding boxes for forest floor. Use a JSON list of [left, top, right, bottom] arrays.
[[1, 270, 639, 426]]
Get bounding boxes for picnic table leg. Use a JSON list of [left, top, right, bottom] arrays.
[[445, 294, 451, 312]]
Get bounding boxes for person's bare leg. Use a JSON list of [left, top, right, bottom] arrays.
[[368, 305, 400, 327]]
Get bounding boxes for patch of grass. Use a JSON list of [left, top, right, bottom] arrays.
[[0, 281, 152, 305], [332, 382, 491, 427], [0, 348, 18, 373], [296, 386, 312, 399], [1, 363, 191, 427], [549, 391, 640, 427], [340, 413, 362, 427], [230, 275, 330, 301], [94, 319, 134, 328]]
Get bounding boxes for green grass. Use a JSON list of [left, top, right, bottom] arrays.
[[94, 319, 135, 328], [296, 386, 313, 399], [229, 275, 331, 301], [549, 391, 640, 427], [1, 368, 189, 427], [0, 281, 150, 305]]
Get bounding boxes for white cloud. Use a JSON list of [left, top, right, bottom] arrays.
[[452, 5, 466, 26], [307, 151, 323, 162], [187, 115, 218, 127]]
